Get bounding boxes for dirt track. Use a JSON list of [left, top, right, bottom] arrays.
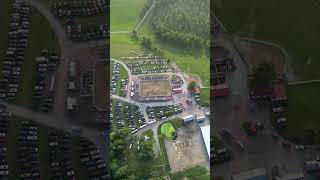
[[139, 80, 171, 97]]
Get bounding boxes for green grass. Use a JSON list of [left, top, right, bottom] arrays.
[[171, 165, 209, 180], [110, 0, 210, 86], [214, 0, 320, 80], [15, 7, 59, 108], [199, 87, 210, 107], [139, 16, 210, 86], [110, 34, 144, 58], [160, 122, 175, 139], [128, 130, 167, 177], [278, 82, 320, 144], [110, 0, 148, 31], [0, 0, 11, 76], [170, 118, 183, 130]]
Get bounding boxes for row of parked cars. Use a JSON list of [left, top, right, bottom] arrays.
[[110, 99, 146, 133], [52, 0, 107, 17], [0, 105, 10, 178], [66, 23, 108, 41], [126, 59, 170, 75], [78, 137, 108, 178], [48, 131, 75, 179], [146, 105, 182, 120], [33, 50, 58, 111], [110, 62, 127, 97], [0, 0, 30, 100], [16, 120, 40, 179]]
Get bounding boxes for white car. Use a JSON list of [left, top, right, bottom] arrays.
[[295, 145, 305, 151]]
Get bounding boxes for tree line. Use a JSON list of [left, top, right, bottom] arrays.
[[149, 0, 209, 49]]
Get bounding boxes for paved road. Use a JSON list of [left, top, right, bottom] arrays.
[[135, 0, 156, 31], [212, 16, 304, 177]]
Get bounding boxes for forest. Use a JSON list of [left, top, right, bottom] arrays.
[[149, 0, 209, 49]]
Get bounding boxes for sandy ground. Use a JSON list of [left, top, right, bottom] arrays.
[[165, 123, 209, 172], [139, 80, 171, 97]]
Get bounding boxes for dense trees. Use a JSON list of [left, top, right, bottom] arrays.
[[110, 129, 132, 179], [149, 0, 209, 49]]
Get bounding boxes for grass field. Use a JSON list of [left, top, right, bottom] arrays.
[[199, 87, 210, 107], [16, 7, 59, 108], [213, 0, 320, 80], [171, 165, 209, 180], [277, 82, 320, 144], [110, 0, 147, 31], [94, 61, 107, 110], [139, 80, 171, 97], [160, 122, 176, 139], [110, 34, 144, 58]]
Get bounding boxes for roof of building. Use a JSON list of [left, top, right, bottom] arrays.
[[200, 125, 210, 157], [212, 84, 229, 97], [232, 168, 268, 180], [272, 82, 287, 101]]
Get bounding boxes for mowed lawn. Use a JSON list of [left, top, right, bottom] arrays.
[[199, 87, 210, 107], [160, 122, 176, 139], [110, 34, 144, 58], [214, 0, 320, 80], [16, 7, 59, 107], [281, 83, 320, 144], [110, 0, 148, 31]]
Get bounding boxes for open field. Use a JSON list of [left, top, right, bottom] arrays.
[[94, 61, 107, 110], [171, 165, 209, 180], [234, 38, 286, 74], [16, 7, 59, 108], [160, 122, 176, 139], [110, 34, 144, 58], [199, 88, 210, 107], [278, 82, 320, 144], [139, 80, 171, 97], [213, 0, 320, 80], [110, 0, 147, 31]]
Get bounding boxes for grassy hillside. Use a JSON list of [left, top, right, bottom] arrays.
[[110, 0, 148, 31], [213, 0, 320, 80]]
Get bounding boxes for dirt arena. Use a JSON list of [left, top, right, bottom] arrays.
[[139, 80, 171, 97]]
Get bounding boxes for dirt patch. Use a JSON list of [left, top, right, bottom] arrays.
[[164, 124, 208, 172], [234, 38, 286, 74], [139, 80, 171, 97]]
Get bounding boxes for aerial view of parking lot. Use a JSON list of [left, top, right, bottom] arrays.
[[213, 0, 320, 179], [110, 0, 210, 179], [0, 0, 108, 179]]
